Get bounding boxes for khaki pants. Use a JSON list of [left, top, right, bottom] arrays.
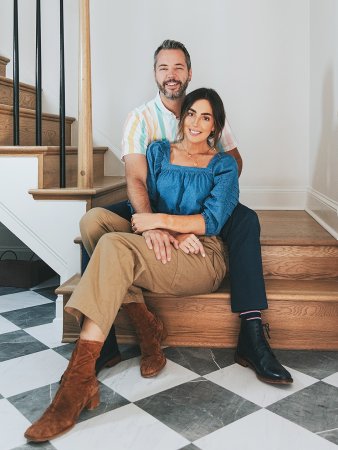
[[65, 207, 226, 337]]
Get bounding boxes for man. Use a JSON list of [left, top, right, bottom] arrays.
[[82, 39, 292, 385]]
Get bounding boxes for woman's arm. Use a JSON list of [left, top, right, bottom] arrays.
[[132, 213, 205, 235], [133, 154, 239, 236]]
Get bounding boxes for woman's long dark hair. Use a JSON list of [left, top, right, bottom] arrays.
[[177, 88, 226, 147]]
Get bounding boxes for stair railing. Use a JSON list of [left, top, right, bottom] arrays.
[[59, 0, 66, 187], [12, 0, 94, 189], [35, 0, 42, 145], [13, 0, 20, 145]]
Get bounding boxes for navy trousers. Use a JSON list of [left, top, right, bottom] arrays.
[[81, 201, 268, 312]]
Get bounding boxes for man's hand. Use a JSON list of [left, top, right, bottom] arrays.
[[176, 233, 205, 257], [131, 213, 163, 234], [142, 229, 179, 264]]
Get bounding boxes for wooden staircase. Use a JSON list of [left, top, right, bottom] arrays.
[[0, 54, 127, 280], [57, 210, 338, 351]]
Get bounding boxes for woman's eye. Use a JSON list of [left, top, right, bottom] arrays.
[[204, 116, 210, 121]]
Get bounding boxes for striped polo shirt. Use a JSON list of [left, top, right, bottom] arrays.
[[121, 92, 238, 159]]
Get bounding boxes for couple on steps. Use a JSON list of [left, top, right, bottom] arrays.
[[25, 40, 292, 443]]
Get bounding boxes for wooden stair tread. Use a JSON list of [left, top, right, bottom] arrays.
[[258, 211, 337, 246], [0, 56, 10, 64], [0, 103, 75, 123], [29, 176, 126, 197], [57, 273, 338, 302], [0, 75, 36, 92]]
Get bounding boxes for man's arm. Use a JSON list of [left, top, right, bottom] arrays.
[[124, 153, 178, 263], [124, 154, 152, 213], [227, 147, 243, 177]]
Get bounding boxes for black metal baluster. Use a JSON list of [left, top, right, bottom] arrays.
[[35, 0, 42, 145], [59, 0, 66, 187], [13, 0, 20, 145]]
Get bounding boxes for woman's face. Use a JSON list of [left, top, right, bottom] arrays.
[[183, 99, 215, 145]]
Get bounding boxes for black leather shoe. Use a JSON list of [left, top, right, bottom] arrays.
[[234, 319, 293, 384], [95, 325, 122, 375]]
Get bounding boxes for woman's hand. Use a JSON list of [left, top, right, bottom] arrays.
[[131, 213, 164, 234], [176, 233, 205, 257]]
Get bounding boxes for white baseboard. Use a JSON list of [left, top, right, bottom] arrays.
[[240, 186, 307, 210], [306, 188, 338, 239]]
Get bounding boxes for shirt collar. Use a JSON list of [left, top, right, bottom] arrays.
[[154, 91, 178, 118]]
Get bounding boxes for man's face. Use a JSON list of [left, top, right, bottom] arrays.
[[154, 49, 192, 100]]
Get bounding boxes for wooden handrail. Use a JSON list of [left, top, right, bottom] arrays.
[[77, 0, 93, 188]]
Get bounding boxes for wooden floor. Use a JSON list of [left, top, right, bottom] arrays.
[[59, 211, 338, 350]]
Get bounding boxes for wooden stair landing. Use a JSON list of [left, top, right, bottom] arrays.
[[57, 211, 338, 350]]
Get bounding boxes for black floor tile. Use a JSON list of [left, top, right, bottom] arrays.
[[164, 347, 236, 376], [0, 287, 26, 296], [274, 349, 338, 379], [2, 303, 55, 329], [268, 381, 338, 446], [136, 378, 260, 441], [0, 330, 48, 362], [8, 381, 130, 425]]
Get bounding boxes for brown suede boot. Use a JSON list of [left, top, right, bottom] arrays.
[[24, 339, 103, 442], [124, 303, 167, 377]]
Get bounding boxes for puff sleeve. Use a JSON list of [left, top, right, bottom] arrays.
[[201, 154, 239, 235]]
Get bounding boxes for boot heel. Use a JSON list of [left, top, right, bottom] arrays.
[[86, 391, 100, 410], [234, 353, 249, 367]]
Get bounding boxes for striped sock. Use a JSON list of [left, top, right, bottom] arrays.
[[239, 310, 262, 321]]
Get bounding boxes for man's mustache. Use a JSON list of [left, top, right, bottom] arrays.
[[164, 79, 182, 86]]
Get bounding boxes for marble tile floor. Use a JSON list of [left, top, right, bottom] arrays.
[[0, 280, 338, 450]]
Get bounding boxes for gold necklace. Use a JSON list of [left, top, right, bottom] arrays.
[[181, 146, 216, 167]]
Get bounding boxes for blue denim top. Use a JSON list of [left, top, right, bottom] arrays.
[[146, 140, 239, 236]]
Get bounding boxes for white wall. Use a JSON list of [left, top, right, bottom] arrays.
[[307, 0, 338, 238], [0, 0, 310, 209]]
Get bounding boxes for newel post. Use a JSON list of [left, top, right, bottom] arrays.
[[77, 0, 93, 188]]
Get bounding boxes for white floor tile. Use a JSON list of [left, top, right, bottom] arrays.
[[0, 315, 20, 334], [0, 290, 51, 313], [194, 409, 338, 450], [204, 363, 317, 407], [0, 349, 68, 397], [0, 399, 31, 450], [99, 356, 198, 402], [52, 403, 189, 450], [25, 322, 65, 348], [322, 372, 338, 388]]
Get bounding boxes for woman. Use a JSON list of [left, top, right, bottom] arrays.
[[24, 88, 239, 442]]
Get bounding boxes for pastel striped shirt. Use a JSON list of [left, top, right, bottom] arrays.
[[121, 92, 238, 159]]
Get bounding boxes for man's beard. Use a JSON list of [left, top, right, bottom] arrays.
[[156, 78, 189, 100]]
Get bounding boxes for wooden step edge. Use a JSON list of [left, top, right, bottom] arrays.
[[0, 56, 10, 64], [261, 238, 338, 247], [56, 273, 81, 295], [0, 75, 36, 93], [0, 103, 75, 123], [29, 176, 127, 200], [0, 145, 108, 156], [57, 274, 338, 302]]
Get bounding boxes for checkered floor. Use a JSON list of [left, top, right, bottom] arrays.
[[1, 279, 338, 450]]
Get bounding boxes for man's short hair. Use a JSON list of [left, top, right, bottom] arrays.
[[153, 40, 191, 71]]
